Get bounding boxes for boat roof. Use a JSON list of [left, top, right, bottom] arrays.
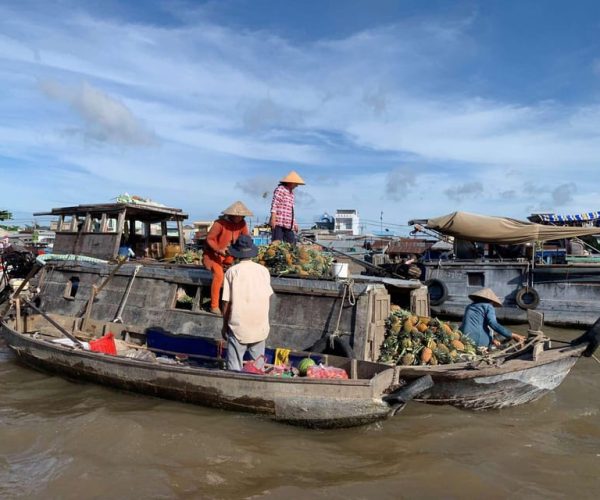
[[34, 203, 188, 222], [410, 211, 600, 244]]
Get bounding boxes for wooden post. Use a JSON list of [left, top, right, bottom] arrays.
[[161, 221, 168, 257], [350, 358, 358, 380], [15, 298, 22, 333], [177, 218, 184, 249], [81, 285, 97, 331], [100, 213, 107, 232], [83, 213, 92, 232]]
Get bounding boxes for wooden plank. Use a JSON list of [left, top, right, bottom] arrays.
[[161, 221, 168, 257], [15, 299, 22, 333]]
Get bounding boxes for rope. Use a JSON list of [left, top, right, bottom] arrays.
[[329, 279, 356, 348]]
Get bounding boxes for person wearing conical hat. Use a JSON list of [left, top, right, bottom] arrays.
[[269, 170, 305, 245], [203, 201, 254, 315], [460, 288, 526, 348]]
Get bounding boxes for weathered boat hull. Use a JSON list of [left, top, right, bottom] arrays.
[[0, 321, 398, 428], [31, 259, 423, 362], [400, 345, 586, 409], [423, 260, 600, 326]]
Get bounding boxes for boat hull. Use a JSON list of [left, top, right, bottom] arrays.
[[423, 261, 600, 326], [0, 323, 395, 428], [401, 345, 585, 409]]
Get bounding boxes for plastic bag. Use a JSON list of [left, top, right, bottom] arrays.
[[243, 355, 266, 374], [306, 364, 349, 380]]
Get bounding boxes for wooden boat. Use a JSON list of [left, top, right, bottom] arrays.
[[410, 211, 600, 327], [0, 306, 433, 428], [396, 312, 600, 409], [15, 202, 428, 363]]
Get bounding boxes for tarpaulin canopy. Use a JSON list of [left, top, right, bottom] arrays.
[[419, 211, 600, 244]]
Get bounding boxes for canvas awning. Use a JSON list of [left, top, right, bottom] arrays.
[[414, 211, 600, 244]]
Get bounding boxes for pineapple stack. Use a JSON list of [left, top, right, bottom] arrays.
[[255, 241, 333, 278], [378, 306, 478, 366]]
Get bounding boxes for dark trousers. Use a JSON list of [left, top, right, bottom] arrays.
[[272, 226, 296, 244]]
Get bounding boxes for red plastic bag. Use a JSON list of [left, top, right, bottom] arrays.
[[89, 332, 117, 355], [306, 364, 349, 380], [242, 355, 266, 374]]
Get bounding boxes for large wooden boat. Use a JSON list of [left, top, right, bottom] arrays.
[[0, 309, 432, 428], [411, 211, 600, 327], [16, 202, 428, 362]]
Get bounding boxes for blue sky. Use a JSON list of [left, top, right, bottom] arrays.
[[2, 0, 600, 233]]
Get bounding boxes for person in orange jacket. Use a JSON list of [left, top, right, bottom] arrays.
[[203, 201, 253, 315]]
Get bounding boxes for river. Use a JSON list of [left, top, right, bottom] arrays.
[[1, 325, 599, 499]]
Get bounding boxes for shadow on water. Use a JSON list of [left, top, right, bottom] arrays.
[[1, 330, 599, 499]]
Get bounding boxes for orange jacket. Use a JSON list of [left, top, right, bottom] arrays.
[[204, 217, 249, 265]]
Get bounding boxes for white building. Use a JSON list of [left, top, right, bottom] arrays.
[[334, 209, 360, 236]]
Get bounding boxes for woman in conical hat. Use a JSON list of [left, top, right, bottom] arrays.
[[269, 170, 305, 245], [460, 287, 525, 347], [203, 201, 254, 315]]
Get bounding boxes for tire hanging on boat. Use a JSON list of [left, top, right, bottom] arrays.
[[425, 278, 448, 306], [308, 335, 355, 358], [515, 287, 540, 310]]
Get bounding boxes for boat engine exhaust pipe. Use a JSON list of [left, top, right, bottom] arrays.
[[572, 316, 600, 357], [384, 375, 434, 415]]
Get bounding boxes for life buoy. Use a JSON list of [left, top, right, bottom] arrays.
[[425, 278, 448, 306], [515, 287, 540, 310], [308, 335, 355, 358]]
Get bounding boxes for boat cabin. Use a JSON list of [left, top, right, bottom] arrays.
[[35, 203, 188, 261]]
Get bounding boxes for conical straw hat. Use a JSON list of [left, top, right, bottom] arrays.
[[222, 201, 254, 217], [280, 170, 305, 185], [468, 287, 503, 307]]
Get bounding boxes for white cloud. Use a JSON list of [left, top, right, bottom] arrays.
[[39, 80, 156, 146], [1, 2, 600, 225]]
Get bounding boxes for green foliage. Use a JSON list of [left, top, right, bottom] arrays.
[[0, 210, 12, 221]]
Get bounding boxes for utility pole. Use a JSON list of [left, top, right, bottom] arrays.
[[380, 211, 383, 234]]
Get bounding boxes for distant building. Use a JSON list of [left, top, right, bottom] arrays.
[[314, 213, 334, 231], [334, 209, 360, 236]]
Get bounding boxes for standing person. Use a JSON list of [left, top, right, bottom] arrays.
[[203, 201, 253, 315], [460, 288, 526, 348], [221, 235, 274, 371], [269, 170, 305, 244]]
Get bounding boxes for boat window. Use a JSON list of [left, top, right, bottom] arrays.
[[63, 277, 80, 300], [91, 217, 102, 233], [174, 285, 200, 311], [467, 272, 485, 287], [106, 217, 118, 233], [61, 216, 74, 232]]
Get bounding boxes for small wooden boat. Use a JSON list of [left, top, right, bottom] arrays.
[[397, 312, 600, 409], [0, 306, 432, 429]]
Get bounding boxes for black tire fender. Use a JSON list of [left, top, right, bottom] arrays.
[[425, 278, 448, 306], [515, 287, 540, 310], [308, 335, 355, 358]]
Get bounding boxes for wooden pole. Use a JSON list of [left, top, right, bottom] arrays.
[[22, 299, 84, 346]]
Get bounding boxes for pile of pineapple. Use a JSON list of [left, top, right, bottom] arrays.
[[255, 241, 333, 278], [378, 306, 478, 366]]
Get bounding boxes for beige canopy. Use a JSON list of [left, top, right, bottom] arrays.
[[421, 211, 600, 244]]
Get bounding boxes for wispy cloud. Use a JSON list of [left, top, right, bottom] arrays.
[[444, 181, 484, 203], [385, 167, 418, 201], [39, 80, 157, 146], [1, 1, 600, 226]]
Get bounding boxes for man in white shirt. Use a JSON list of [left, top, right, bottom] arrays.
[[221, 234, 273, 371]]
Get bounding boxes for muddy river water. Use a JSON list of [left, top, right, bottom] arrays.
[[1, 325, 599, 499]]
